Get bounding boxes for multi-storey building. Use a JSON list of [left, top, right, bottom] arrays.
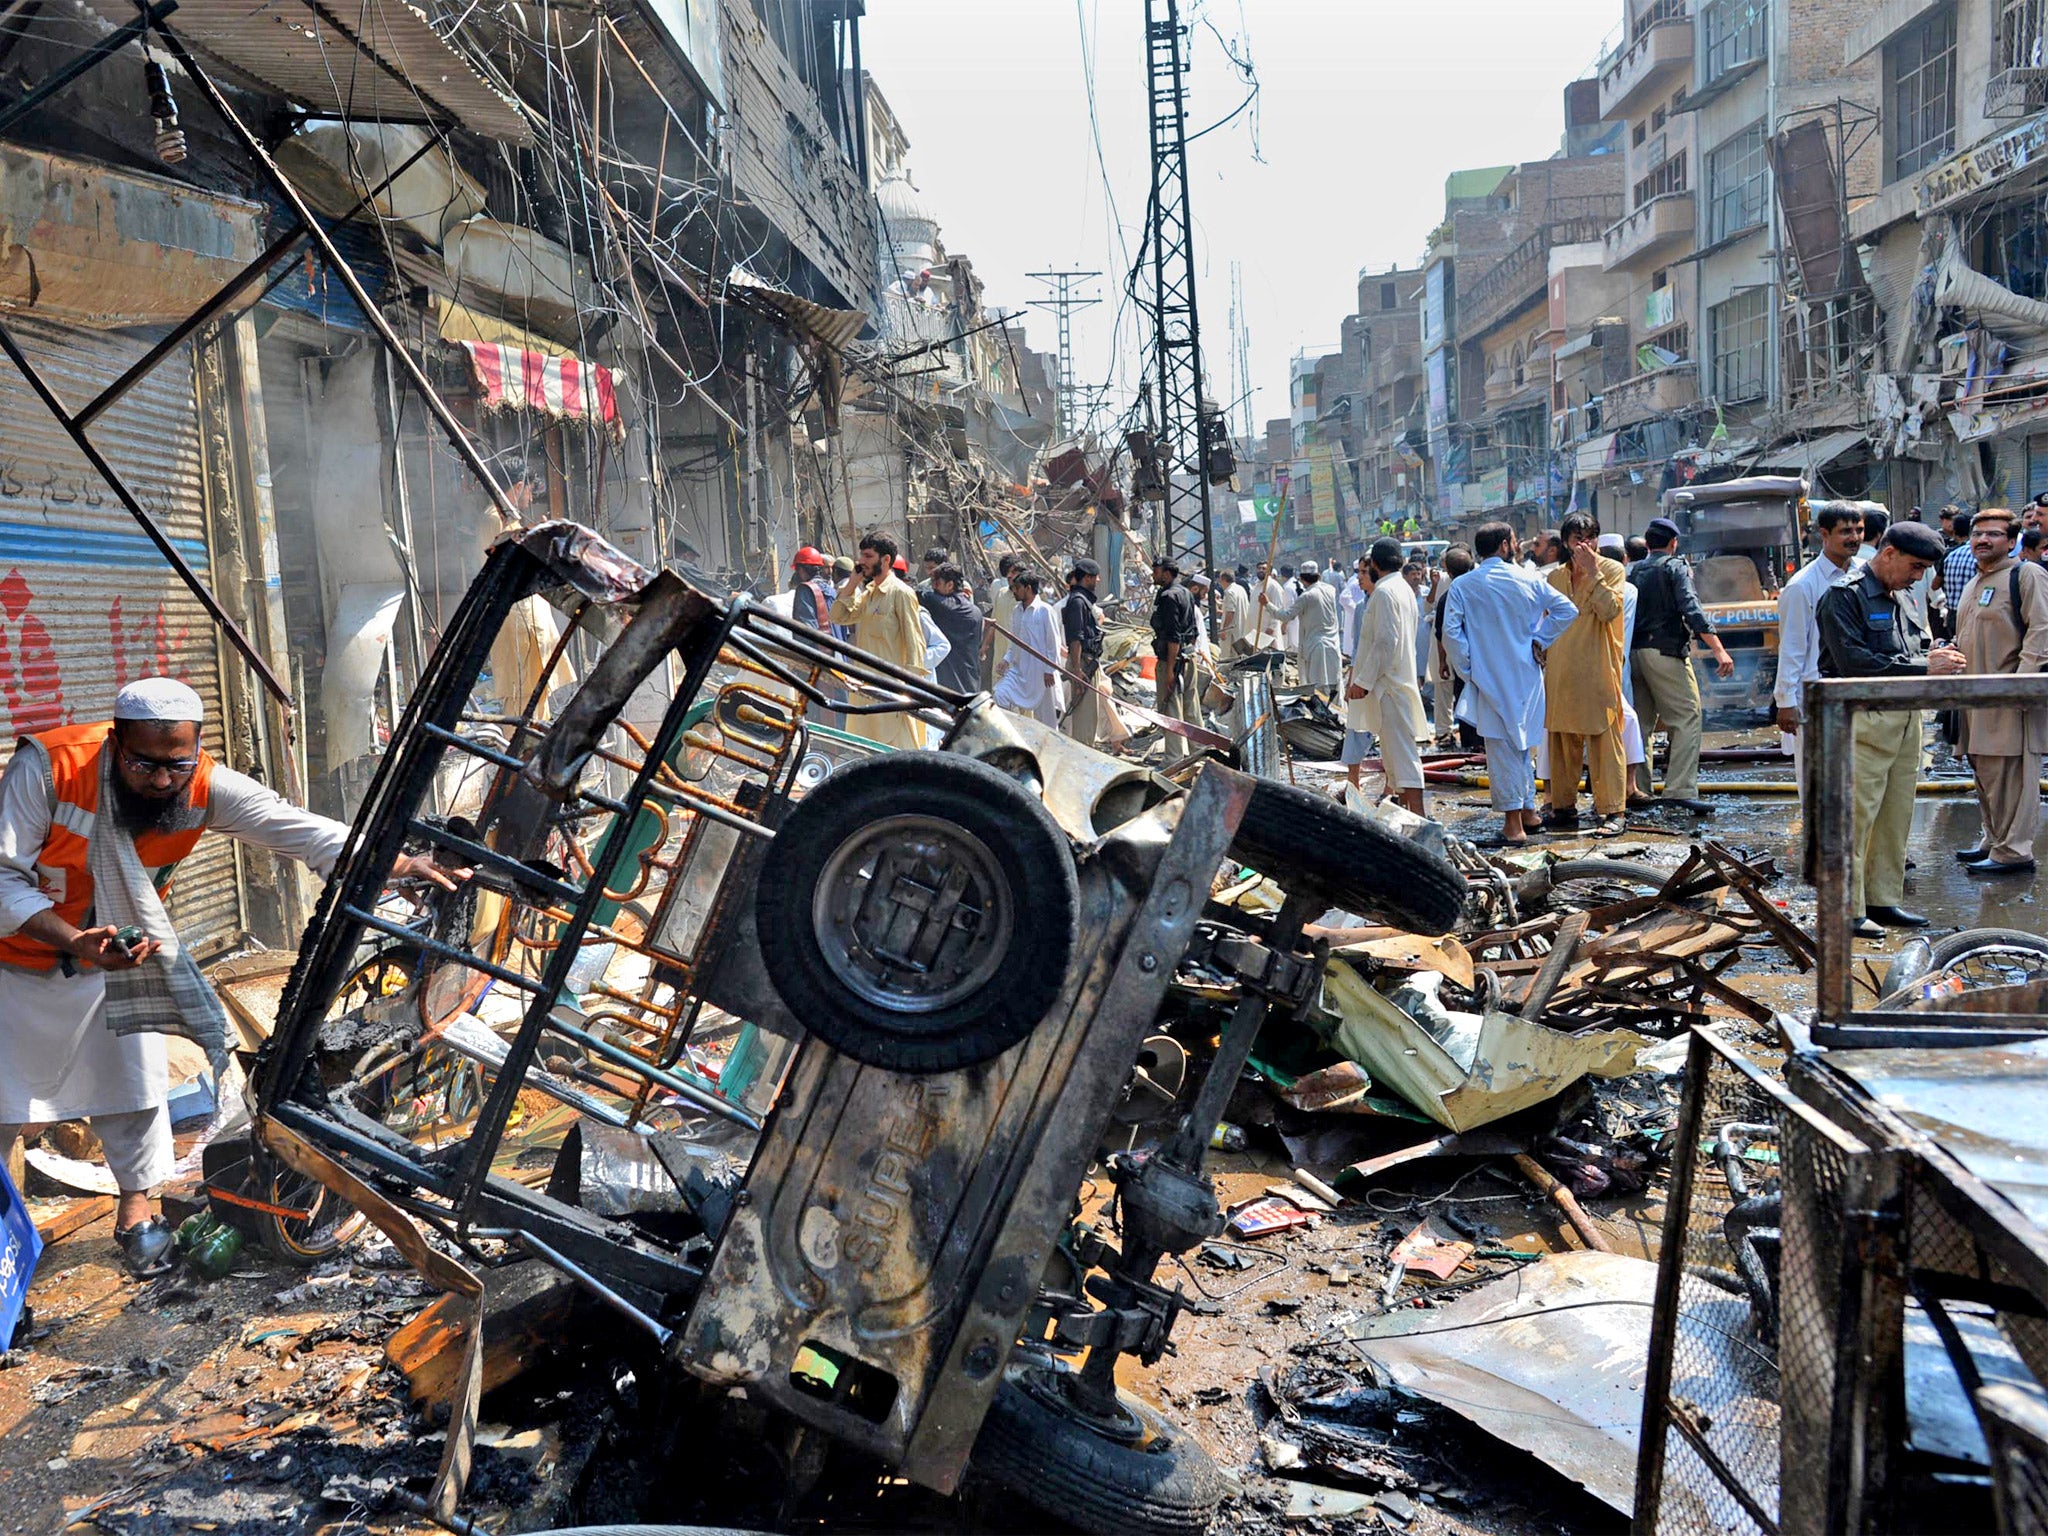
[[1353, 266, 1431, 533], [1582, 0, 1703, 528], [1851, 0, 2048, 508], [1430, 152, 1626, 533]]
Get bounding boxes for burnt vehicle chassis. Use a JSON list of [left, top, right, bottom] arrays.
[[254, 522, 1461, 1532]]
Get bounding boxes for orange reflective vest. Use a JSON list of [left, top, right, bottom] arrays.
[[0, 721, 214, 973]]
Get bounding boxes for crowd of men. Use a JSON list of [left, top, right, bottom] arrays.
[[1773, 496, 2048, 937], [804, 489, 2047, 926]]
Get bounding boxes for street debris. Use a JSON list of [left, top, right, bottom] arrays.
[[1346, 1250, 1663, 1515]]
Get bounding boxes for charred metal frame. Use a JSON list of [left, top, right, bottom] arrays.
[[260, 528, 975, 1310], [0, 0, 527, 709], [1781, 1050, 2048, 1533], [1807, 672, 2048, 1047]]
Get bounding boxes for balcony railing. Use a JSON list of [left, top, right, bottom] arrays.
[[1460, 198, 1626, 337], [1600, 7, 1694, 121], [1601, 362, 1699, 427], [1604, 191, 1696, 270]]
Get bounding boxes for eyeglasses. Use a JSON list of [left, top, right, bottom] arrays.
[[119, 750, 200, 777]]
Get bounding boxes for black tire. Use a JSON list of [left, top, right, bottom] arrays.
[[1544, 858, 1667, 912], [973, 1367, 1224, 1536], [756, 753, 1080, 1074], [1926, 927, 2048, 968], [1226, 779, 1465, 935]]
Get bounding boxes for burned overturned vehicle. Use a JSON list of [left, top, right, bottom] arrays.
[[249, 522, 1464, 1535]]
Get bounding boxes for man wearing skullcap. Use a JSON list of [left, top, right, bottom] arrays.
[[0, 679, 464, 1276]]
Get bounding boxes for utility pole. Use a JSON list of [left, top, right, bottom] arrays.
[[1026, 268, 1101, 440], [1143, 0, 1217, 603]]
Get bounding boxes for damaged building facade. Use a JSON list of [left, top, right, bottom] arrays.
[[1268, 0, 1948, 553], [0, 0, 1056, 965], [1851, 0, 2048, 507]]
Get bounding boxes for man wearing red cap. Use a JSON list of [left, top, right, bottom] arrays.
[[788, 546, 835, 633]]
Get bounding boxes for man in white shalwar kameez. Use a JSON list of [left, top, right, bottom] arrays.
[[1272, 562, 1343, 697], [0, 678, 460, 1275], [993, 570, 1065, 726], [1255, 561, 1288, 650], [1337, 567, 1367, 661], [1347, 541, 1429, 812], [1442, 525, 1578, 845]]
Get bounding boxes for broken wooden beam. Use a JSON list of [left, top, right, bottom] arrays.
[[1518, 912, 1588, 1022], [387, 1261, 582, 1421], [1511, 1153, 1614, 1254]]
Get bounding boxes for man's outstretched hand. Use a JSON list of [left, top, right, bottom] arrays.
[[392, 852, 474, 892]]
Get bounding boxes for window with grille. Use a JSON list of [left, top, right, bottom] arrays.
[[1710, 289, 1770, 403], [1887, 5, 1957, 182], [1703, 0, 1767, 80], [1707, 122, 1768, 243], [2001, 0, 2047, 69]]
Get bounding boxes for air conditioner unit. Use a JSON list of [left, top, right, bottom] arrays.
[[1986, 67, 2048, 119]]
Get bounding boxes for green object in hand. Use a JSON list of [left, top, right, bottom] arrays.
[[113, 925, 145, 955]]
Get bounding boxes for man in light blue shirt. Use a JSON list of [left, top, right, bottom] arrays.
[[1443, 521, 1579, 846]]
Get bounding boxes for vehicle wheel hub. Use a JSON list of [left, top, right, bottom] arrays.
[[812, 814, 1014, 1016]]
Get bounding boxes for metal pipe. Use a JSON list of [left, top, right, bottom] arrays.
[[147, 16, 527, 530], [514, 1231, 675, 1348], [546, 1012, 758, 1130]]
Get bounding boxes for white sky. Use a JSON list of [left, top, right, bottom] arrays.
[[858, 0, 1623, 436]]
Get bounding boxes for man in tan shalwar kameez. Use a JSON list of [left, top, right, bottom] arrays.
[[1954, 508, 2048, 875], [828, 531, 928, 750], [1543, 510, 1629, 837]]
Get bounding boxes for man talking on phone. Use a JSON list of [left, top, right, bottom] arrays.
[[0, 678, 463, 1277]]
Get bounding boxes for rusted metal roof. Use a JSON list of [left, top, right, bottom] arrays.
[[721, 266, 868, 352], [94, 0, 530, 144]]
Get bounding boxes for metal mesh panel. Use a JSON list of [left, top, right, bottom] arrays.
[[1776, 1101, 1856, 1527], [1639, 1030, 1870, 1535], [1982, 1383, 2048, 1536]]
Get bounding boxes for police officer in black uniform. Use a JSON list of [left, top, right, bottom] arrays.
[[1815, 521, 1966, 938]]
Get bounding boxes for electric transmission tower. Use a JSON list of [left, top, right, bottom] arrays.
[[1027, 268, 1101, 440], [1143, 0, 1218, 585]]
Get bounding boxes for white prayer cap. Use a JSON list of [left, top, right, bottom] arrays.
[[1597, 534, 1625, 556], [1298, 560, 1319, 577], [113, 677, 204, 723]]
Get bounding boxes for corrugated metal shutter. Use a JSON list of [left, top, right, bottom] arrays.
[[0, 316, 245, 956], [2027, 436, 2048, 500]]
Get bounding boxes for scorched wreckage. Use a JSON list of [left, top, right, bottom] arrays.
[[248, 521, 1466, 1536]]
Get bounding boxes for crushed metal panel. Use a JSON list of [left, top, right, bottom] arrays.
[[1349, 1251, 1666, 1515], [722, 265, 869, 352], [0, 144, 264, 328], [1322, 961, 1643, 1132], [1769, 118, 1852, 298], [675, 771, 1248, 1491], [85, 0, 530, 144]]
